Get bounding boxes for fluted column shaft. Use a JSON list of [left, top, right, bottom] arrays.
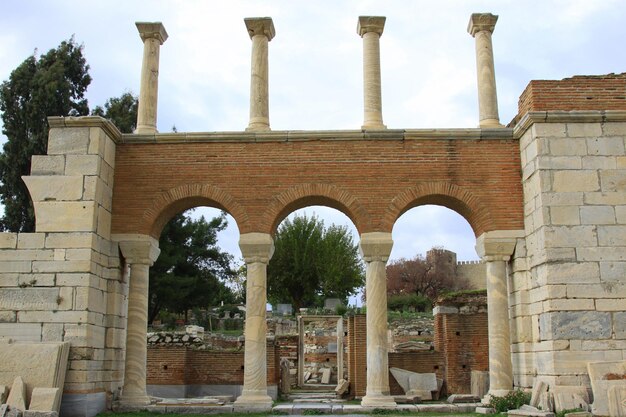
[[235, 233, 274, 409], [358, 16, 386, 130], [245, 18, 275, 132], [360, 232, 396, 407], [468, 13, 503, 128], [476, 230, 523, 399], [117, 235, 160, 406], [135, 22, 168, 134]]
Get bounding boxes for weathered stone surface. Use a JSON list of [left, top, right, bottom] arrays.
[[28, 388, 61, 412], [615, 312, 626, 339], [564, 412, 592, 417], [33, 201, 97, 233], [47, 128, 90, 155], [22, 176, 83, 202], [551, 385, 589, 413], [588, 361, 626, 417], [608, 386, 626, 417], [320, 368, 331, 384], [6, 377, 26, 410], [0, 385, 8, 403], [539, 311, 612, 340], [530, 380, 547, 408], [507, 409, 555, 417], [29, 156, 65, 176], [447, 394, 479, 403], [0, 288, 60, 311], [335, 379, 349, 395], [390, 367, 437, 395]]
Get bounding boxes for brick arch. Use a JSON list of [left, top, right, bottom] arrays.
[[140, 183, 250, 238], [261, 183, 370, 235], [382, 182, 494, 237]]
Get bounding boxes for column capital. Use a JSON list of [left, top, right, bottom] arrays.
[[475, 230, 524, 259], [357, 16, 386, 37], [136, 22, 168, 44], [114, 234, 160, 265], [467, 13, 498, 37], [359, 232, 393, 262], [244, 17, 275, 41], [239, 232, 274, 264]]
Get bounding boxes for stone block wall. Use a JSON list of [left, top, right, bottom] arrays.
[[512, 109, 626, 389], [0, 117, 125, 414]]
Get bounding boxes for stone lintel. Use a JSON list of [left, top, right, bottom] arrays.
[[467, 13, 498, 37], [359, 232, 393, 262], [475, 230, 525, 260], [239, 232, 274, 263], [244, 17, 275, 41], [114, 234, 160, 265], [358, 16, 386, 37], [136, 22, 168, 44]]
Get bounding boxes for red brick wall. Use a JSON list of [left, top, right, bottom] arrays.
[[347, 315, 367, 397], [147, 339, 278, 386], [111, 136, 523, 238], [516, 73, 626, 119]]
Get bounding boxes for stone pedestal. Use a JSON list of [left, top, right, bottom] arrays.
[[116, 235, 160, 406], [135, 22, 168, 134], [245, 18, 275, 132], [467, 13, 503, 128], [476, 230, 523, 399], [234, 233, 274, 408], [359, 232, 396, 407], [357, 16, 386, 130]]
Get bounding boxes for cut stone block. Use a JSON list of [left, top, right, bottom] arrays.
[[28, 388, 61, 412], [608, 386, 626, 417], [530, 381, 547, 408], [472, 370, 489, 399], [588, 361, 626, 416], [6, 377, 26, 410], [390, 367, 437, 397], [507, 409, 555, 417], [540, 392, 555, 412], [448, 394, 480, 403], [476, 406, 496, 414], [321, 368, 331, 384], [407, 389, 432, 401], [552, 386, 589, 413], [0, 385, 8, 403], [564, 413, 592, 417], [0, 404, 7, 417], [335, 379, 349, 395]]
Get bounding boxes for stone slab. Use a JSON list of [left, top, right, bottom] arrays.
[[0, 404, 7, 417], [28, 388, 61, 413], [588, 361, 626, 416], [6, 377, 26, 411], [507, 409, 555, 417], [608, 386, 626, 417], [552, 386, 589, 413], [335, 379, 349, 395], [477, 406, 496, 414], [0, 343, 70, 403], [472, 370, 489, 399], [530, 381, 547, 408], [0, 386, 8, 404], [407, 389, 432, 401], [448, 394, 480, 403], [0, 289, 60, 311], [320, 368, 331, 384], [564, 413, 592, 417]]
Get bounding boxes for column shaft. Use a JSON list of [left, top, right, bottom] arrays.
[[135, 23, 168, 135], [244, 18, 275, 132], [468, 13, 503, 128], [486, 258, 514, 395], [121, 262, 151, 404], [358, 16, 386, 130], [359, 232, 395, 407]]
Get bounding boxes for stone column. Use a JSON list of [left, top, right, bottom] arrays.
[[467, 13, 503, 128], [475, 230, 523, 398], [357, 16, 386, 130], [135, 22, 168, 134], [117, 235, 160, 406], [234, 233, 274, 409], [245, 17, 275, 132], [359, 232, 396, 407]]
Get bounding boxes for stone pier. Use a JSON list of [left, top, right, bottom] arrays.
[[467, 13, 503, 128], [245, 17, 275, 132], [234, 233, 274, 409], [359, 232, 396, 407], [357, 16, 386, 130], [135, 22, 168, 134], [116, 235, 160, 406]]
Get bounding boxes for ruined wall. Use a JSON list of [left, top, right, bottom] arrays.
[[457, 260, 486, 289], [511, 74, 626, 389], [0, 118, 125, 414]]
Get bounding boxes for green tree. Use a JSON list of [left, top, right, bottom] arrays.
[[91, 92, 138, 133], [0, 38, 91, 231], [148, 211, 237, 324], [267, 214, 364, 311]]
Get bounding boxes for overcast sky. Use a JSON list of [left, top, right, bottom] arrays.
[[1, 1, 625, 273]]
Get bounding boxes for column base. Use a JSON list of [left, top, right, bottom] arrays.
[[117, 394, 152, 408], [478, 119, 504, 128], [482, 389, 512, 405], [361, 123, 387, 130], [234, 392, 273, 411], [361, 394, 397, 408]]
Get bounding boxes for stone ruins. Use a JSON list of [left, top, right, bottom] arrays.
[[0, 12, 624, 417]]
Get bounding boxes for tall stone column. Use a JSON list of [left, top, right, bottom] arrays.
[[357, 16, 386, 130], [234, 233, 274, 409], [360, 232, 396, 407], [467, 13, 503, 128], [116, 235, 160, 406], [475, 230, 523, 398], [245, 17, 275, 132], [135, 22, 168, 135]]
